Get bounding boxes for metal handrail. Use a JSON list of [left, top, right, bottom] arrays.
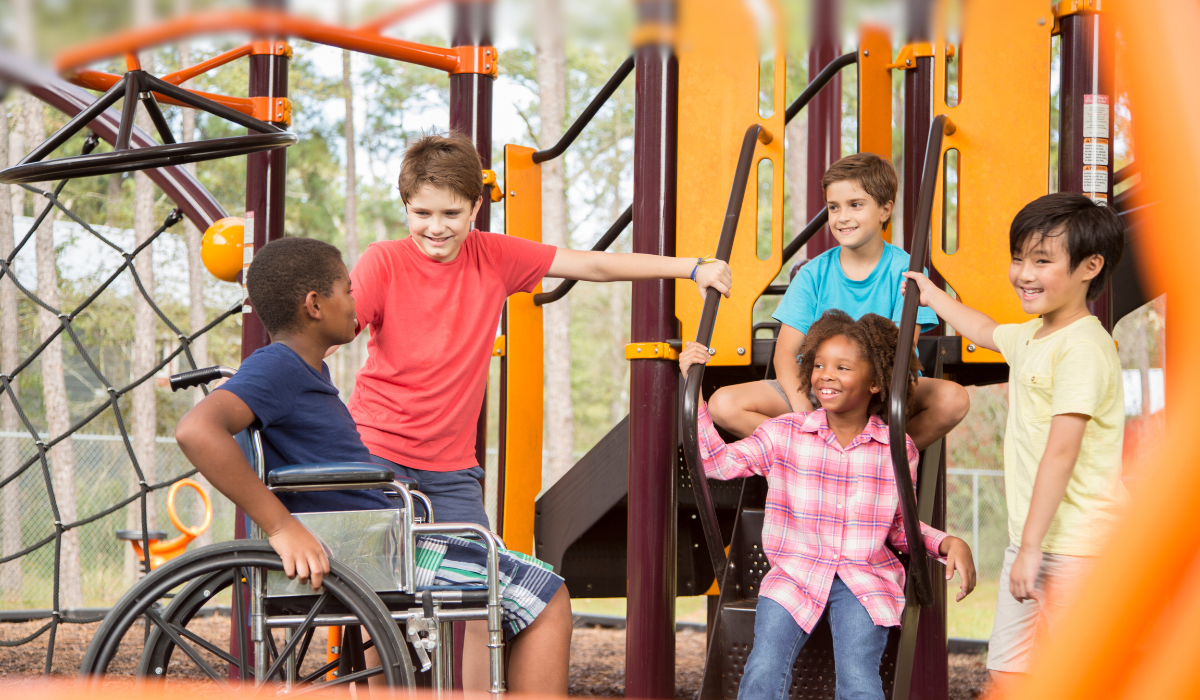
[[532, 55, 635, 164], [889, 114, 955, 609], [533, 204, 633, 306], [785, 52, 857, 125], [681, 124, 773, 586]]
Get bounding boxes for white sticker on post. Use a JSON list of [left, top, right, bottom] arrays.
[[1087, 192, 1109, 207], [242, 211, 255, 313], [1082, 165, 1109, 193], [1084, 95, 1110, 138], [1083, 137, 1109, 166]]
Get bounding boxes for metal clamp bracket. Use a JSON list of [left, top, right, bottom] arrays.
[[250, 96, 292, 126], [625, 342, 679, 361], [451, 46, 498, 77], [492, 335, 506, 357], [482, 169, 504, 202], [885, 42, 955, 70], [1052, 0, 1101, 34], [250, 40, 293, 58]]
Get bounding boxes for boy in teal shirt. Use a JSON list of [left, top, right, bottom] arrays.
[[700, 153, 969, 450]]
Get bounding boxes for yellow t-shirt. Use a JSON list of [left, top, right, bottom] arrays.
[[993, 315, 1128, 556]]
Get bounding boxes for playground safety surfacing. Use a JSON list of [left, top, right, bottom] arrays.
[[0, 619, 989, 698]]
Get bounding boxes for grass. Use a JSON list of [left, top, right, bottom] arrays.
[[572, 583, 1000, 641]]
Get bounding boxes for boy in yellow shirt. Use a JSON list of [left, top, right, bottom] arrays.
[[903, 192, 1128, 685]]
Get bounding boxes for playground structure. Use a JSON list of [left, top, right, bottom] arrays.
[[0, 0, 1180, 698]]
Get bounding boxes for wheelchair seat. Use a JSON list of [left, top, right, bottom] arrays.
[[267, 462, 417, 488]]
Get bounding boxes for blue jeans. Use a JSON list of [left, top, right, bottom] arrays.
[[738, 577, 890, 700], [368, 455, 490, 529]]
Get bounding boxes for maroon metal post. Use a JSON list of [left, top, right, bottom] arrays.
[[449, 0, 494, 482], [231, 0, 290, 679], [805, 0, 842, 257], [1059, 8, 1116, 330], [626, 0, 679, 696], [450, 0, 495, 687]]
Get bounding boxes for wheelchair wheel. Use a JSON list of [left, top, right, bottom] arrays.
[[80, 540, 415, 692]]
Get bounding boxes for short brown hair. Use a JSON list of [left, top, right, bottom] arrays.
[[398, 133, 483, 204], [797, 309, 919, 421], [821, 152, 898, 214]]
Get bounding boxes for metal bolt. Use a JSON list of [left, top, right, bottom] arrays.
[[906, 59, 912, 66], [509, 191, 516, 197], [708, 348, 716, 355], [737, 347, 745, 356], [967, 343, 977, 352], [155, 667, 163, 675], [203, 589, 211, 597], [636, 347, 642, 353], [863, 50, 869, 57], [1038, 17, 1046, 25]]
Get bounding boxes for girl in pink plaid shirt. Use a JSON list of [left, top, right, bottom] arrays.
[[682, 310, 976, 700]]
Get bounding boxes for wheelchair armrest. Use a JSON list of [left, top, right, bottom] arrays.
[[267, 462, 417, 489]]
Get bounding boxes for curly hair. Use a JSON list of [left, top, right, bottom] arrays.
[[245, 237, 346, 336], [796, 310, 921, 423]]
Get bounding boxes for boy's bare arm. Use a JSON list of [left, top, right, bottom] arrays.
[[901, 271, 1001, 353], [546, 248, 732, 298], [175, 390, 329, 588], [1008, 413, 1088, 602], [773, 325, 813, 411]]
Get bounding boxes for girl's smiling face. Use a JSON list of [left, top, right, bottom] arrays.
[[810, 334, 880, 415]]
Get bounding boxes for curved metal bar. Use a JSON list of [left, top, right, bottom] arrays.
[[681, 124, 770, 587], [889, 114, 955, 609], [533, 204, 633, 305], [532, 55, 635, 164], [0, 48, 228, 230], [784, 51, 857, 125]]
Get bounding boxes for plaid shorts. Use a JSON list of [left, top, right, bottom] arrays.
[[414, 535, 564, 640]]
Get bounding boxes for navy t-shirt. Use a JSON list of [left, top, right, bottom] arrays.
[[218, 343, 391, 513]]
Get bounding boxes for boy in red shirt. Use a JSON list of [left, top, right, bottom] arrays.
[[348, 133, 732, 688]]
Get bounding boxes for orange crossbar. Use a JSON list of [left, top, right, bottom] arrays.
[[55, 9, 479, 75], [357, 0, 446, 35], [160, 43, 253, 86]]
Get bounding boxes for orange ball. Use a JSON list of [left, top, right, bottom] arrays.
[[201, 217, 245, 282]]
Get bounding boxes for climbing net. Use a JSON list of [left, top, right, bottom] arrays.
[[0, 132, 240, 671]]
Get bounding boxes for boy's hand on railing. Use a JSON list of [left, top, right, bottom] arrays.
[[900, 271, 941, 307], [694, 260, 732, 299], [679, 341, 711, 376], [268, 516, 331, 591], [940, 536, 977, 602]]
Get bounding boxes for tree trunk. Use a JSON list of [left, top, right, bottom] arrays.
[[128, 0, 157, 583], [535, 0, 573, 487], [1, 101, 23, 598], [9, 100, 25, 217], [785, 110, 808, 266], [342, 47, 362, 397], [177, 0, 212, 547]]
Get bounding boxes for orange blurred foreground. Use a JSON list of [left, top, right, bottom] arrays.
[[0, 678, 570, 700]]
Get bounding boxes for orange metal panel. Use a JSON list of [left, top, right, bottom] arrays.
[[857, 26, 893, 243], [675, 0, 786, 366], [930, 0, 1046, 362], [500, 145, 543, 556]]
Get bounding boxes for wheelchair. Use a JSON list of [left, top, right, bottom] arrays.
[[80, 366, 508, 695]]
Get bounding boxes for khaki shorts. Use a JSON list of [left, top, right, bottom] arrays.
[[986, 544, 1093, 673]]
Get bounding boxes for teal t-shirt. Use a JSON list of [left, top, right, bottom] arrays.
[[772, 243, 939, 334]]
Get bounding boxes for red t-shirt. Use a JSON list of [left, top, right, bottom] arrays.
[[349, 230, 556, 471]]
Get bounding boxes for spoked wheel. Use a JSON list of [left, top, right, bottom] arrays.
[[80, 540, 414, 694]]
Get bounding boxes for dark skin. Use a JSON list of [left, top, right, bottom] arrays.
[[174, 268, 359, 589], [680, 335, 978, 602]]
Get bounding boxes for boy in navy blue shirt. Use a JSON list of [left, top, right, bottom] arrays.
[[174, 237, 571, 694], [694, 153, 969, 450]]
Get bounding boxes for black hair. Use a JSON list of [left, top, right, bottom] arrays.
[[797, 310, 919, 422], [245, 237, 347, 336], [1009, 192, 1126, 301]]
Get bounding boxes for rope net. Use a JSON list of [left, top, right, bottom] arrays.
[[0, 132, 240, 671]]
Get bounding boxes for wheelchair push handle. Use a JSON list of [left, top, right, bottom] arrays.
[[169, 365, 235, 392]]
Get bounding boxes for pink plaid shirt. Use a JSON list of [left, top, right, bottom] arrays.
[[698, 402, 947, 632]]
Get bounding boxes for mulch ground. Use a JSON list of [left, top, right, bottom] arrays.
[[1, 617, 990, 698]]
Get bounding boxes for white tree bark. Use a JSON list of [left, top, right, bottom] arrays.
[[785, 110, 808, 266], [342, 46, 362, 396], [535, 0, 574, 487], [1, 102, 23, 597], [128, 0, 158, 583], [177, 0, 211, 547], [9, 101, 24, 218]]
